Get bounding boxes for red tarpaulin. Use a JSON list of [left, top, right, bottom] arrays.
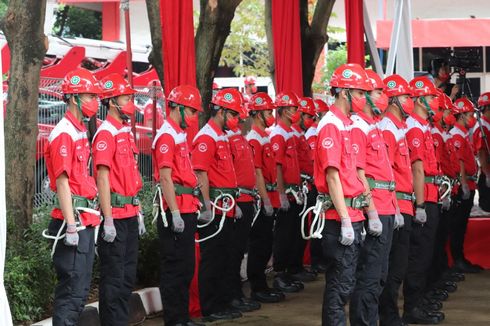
[[345, 0, 365, 67], [271, 0, 303, 96], [377, 18, 490, 48]]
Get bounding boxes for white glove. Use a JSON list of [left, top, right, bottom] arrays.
[[394, 209, 405, 230], [279, 193, 290, 211], [441, 196, 451, 211], [171, 210, 185, 233], [339, 217, 355, 246], [102, 216, 117, 242], [461, 183, 470, 200], [367, 210, 383, 236], [64, 223, 79, 246], [262, 197, 274, 216], [198, 200, 213, 223], [235, 205, 243, 219], [486, 175, 490, 188], [138, 211, 146, 236], [414, 207, 427, 224]]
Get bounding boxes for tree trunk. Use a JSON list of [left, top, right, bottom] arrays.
[[145, 0, 164, 83], [195, 0, 242, 123], [1, 0, 47, 236], [264, 0, 275, 91]]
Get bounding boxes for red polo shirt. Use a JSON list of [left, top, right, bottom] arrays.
[[379, 112, 414, 216], [351, 112, 396, 215], [152, 118, 200, 214], [192, 119, 237, 217], [93, 115, 143, 219], [305, 123, 318, 162], [406, 113, 439, 203], [270, 120, 301, 189], [45, 111, 99, 226], [314, 105, 365, 222], [432, 124, 454, 177], [247, 125, 279, 208], [227, 128, 256, 203], [450, 122, 478, 190], [292, 124, 314, 176], [473, 115, 490, 152]]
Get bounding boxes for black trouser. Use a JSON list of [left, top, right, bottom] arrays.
[[350, 215, 394, 326], [248, 207, 275, 292], [98, 216, 139, 326], [379, 214, 412, 326], [49, 219, 95, 326], [403, 202, 439, 313], [321, 220, 364, 326], [273, 202, 304, 273], [158, 212, 197, 326], [449, 189, 476, 262], [198, 216, 233, 316], [428, 204, 452, 286], [223, 201, 254, 302]]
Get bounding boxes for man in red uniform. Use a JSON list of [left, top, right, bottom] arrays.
[[225, 103, 262, 312], [448, 98, 482, 273], [349, 69, 397, 326], [403, 76, 445, 324], [270, 91, 304, 293], [192, 88, 243, 322], [378, 74, 415, 326], [152, 85, 204, 326], [45, 68, 101, 325], [475, 92, 490, 211], [92, 73, 143, 326], [314, 63, 371, 325], [246, 92, 286, 303]]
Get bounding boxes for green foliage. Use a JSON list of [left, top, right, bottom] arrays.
[[0, 0, 8, 18], [219, 0, 270, 77], [53, 5, 102, 40]]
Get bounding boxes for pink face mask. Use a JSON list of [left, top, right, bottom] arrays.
[[350, 95, 367, 113], [81, 98, 99, 118], [289, 110, 301, 124], [401, 98, 414, 115], [226, 115, 240, 130], [374, 93, 389, 113]]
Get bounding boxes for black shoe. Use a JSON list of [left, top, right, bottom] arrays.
[[229, 297, 261, 312], [443, 271, 465, 282], [311, 263, 327, 274], [290, 269, 317, 282], [178, 322, 205, 326], [425, 310, 445, 323], [283, 273, 305, 290], [421, 297, 443, 311], [251, 289, 285, 303], [201, 311, 235, 322], [226, 308, 243, 319], [273, 275, 301, 293], [435, 280, 457, 293], [426, 288, 449, 301], [403, 307, 441, 324], [454, 259, 482, 273]]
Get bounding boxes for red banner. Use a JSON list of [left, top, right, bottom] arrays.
[[272, 0, 303, 96], [345, 0, 365, 67]]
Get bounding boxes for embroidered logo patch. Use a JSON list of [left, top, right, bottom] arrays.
[[352, 143, 359, 154], [387, 81, 396, 89], [159, 144, 169, 154], [96, 141, 107, 151], [272, 143, 280, 151], [70, 76, 80, 85], [322, 137, 334, 149], [282, 95, 290, 101], [412, 138, 421, 148], [224, 93, 233, 101], [103, 80, 113, 89], [342, 69, 353, 79], [59, 145, 68, 157], [198, 143, 208, 152], [300, 100, 307, 106], [415, 81, 424, 88], [255, 97, 263, 105]]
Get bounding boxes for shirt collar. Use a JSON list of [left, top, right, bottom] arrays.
[[167, 116, 184, 133], [65, 111, 86, 132], [433, 122, 444, 133], [454, 122, 468, 134], [411, 112, 429, 126], [106, 114, 127, 130], [252, 124, 268, 137], [277, 119, 293, 132], [356, 111, 377, 124], [291, 124, 303, 133], [385, 111, 406, 129], [329, 104, 352, 126], [208, 119, 225, 136]]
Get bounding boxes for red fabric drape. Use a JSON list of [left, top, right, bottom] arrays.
[[271, 0, 303, 96], [160, 0, 198, 144], [345, 0, 365, 67]]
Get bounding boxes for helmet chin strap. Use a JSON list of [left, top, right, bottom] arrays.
[[394, 97, 409, 119], [259, 111, 267, 127], [420, 97, 435, 117], [111, 98, 130, 122], [222, 109, 229, 131], [75, 95, 90, 123], [179, 105, 187, 129], [365, 93, 381, 116]]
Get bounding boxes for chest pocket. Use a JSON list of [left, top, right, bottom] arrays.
[[117, 138, 132, 168], [424, 135, 437, 165], [74, 143, 89, 177], [232, 141, 246, 161], [397, 140, 410, 168], [177, 143, 191, 171], [285, 144, 298, 170], [342, 133, 354, 169], [216, 145, 232, 172]]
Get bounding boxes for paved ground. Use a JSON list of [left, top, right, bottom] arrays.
[[143, 271, 490, 325]]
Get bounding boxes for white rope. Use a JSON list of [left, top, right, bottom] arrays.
[[251, 197, 262, 227], [196, 193, 235, 243], [298, 182, 309, 215], [300, 197, 326, 240], [152, 185, 168, 227]]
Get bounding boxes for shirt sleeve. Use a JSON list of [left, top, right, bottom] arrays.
[[248, 139, 263, 169], [406, 127, 425, 163], [191, 135, 216, 171], [351, 127, 367, 169], [153, 133, 176, 169], [92, 130, 115, 169], [316, 124, 342, 171], [451, 134, 465, 161], [270, 134, 286, 165], [48, 133, 74, 179], [382, 129, 397, 164]]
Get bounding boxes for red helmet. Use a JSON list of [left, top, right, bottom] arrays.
[[365, 69, 385, 90], [244, 76, 257, 85], [410, 76, 438, 97], [248, 92, 275, 111], [275, 91, 299, 107], [453, 97, 475, 114], [298, 97, 316, 116], [314, 99, 329, 113], [439, 93, 453, 111], [478, 92, 490, 107], [330, 63, 373, 91], [167, 85, 203, 112], [239, 105, 249, 120], [99, 73, 136, 100], [62, 68, 101, 95], [211, 88, 243, 113], [383, 74, 411, 97]]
